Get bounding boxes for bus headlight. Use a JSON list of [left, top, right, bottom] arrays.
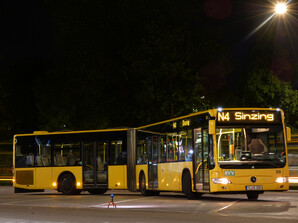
[[275, 177, 288, 183], [212, 178, 231, 184]]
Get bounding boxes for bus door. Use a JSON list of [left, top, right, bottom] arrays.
[[83, 142, 108, 188], [148, 137, 158, 190], [194, 128, 210, 191]]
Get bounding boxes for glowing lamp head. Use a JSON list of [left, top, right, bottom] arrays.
[[275, 3, 287, 14]]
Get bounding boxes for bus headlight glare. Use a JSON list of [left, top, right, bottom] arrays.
[[275, 177, 288, 183], [212, 178, 231, 184]]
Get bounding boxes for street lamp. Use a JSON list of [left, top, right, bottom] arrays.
[[245, 1, 290, 39], [275, 2, 287, 15]]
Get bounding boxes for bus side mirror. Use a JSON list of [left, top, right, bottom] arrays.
[[209, 120, 215, 135], [286, 127, 291, 142]]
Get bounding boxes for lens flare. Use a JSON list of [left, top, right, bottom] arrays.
[[275, 3, 287, 14]]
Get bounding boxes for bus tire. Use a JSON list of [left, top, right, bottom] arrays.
[[59, 173, 80, 195], [88, 189, 107, 195], [182, 172, 196, 200], [139, 173, 152, 196], [247, 192, 259, 200]]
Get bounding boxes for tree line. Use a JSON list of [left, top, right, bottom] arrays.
[[0, 0, 297, 141]]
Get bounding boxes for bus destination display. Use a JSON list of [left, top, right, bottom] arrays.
[[217, 110, 280, 124]]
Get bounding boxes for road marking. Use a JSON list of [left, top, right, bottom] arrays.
[[209, 199, 242, 213]]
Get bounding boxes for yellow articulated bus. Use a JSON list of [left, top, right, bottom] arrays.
[[13, 108, 290, 200]]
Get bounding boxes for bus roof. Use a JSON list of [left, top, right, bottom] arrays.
[[14, 127, 129, 137], [14, 108, 283, 136], [136, 107, 283, 130]]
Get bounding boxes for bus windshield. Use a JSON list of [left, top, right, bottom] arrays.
[[216, 127, 286, 168]]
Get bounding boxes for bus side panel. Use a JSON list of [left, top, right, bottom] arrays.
[[35, 167, 52, 189], [136, 164, 148, 190], [158, 162, 193, 191], [52, 167, 83, 189], [14, 168, 36, 190], [108, 165, 127, 189]]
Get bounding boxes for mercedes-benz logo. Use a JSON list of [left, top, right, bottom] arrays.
[[251, 176, 257, 183]]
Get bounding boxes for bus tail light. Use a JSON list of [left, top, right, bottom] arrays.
[[212, 178, 231, 184]]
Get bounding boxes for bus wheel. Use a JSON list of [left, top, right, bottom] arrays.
[[247, 192, 259, 200], [139, 173, 152, 196], [60, 173, 79, 195], [182, 172, 196, 200], [88, 189, 107, 195]]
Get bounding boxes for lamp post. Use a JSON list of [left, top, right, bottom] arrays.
[[275, 2, 288, 15]]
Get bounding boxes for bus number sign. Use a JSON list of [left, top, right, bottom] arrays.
[[172, 119, 190, 129], [218, 111, 275, 123]]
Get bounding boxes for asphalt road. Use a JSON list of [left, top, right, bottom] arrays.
[[0, 187, 298, 223]]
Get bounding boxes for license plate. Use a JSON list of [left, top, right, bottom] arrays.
[[246, 185, 263, 190]]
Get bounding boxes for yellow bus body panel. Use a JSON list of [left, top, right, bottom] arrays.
[[210, 166, 289, 193], [36, 167, 53, 189], [158, 162, 193, 191], [14, 167, 83, 190], [108, 165, 127, 189], [136, 164, 148, 190]]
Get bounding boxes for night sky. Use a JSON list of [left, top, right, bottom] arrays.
[[0, 0, 297, 140]]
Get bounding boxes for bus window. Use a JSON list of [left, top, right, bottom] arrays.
[[153, 137, 159, 163], [137, 140, 147, 164], [268, 131, 284, 155], [167, 133, 178, 162], [97, 142, 108, 170], [110, 141, 126, 165], [35, 137, 51, 167], [217, 128, 244, 161], [53, 142, 81, 166], [159, 136, 166, 162], [217, 127, 286, 165], [179, 130, 193, 161], [15, 137, 37, 168]]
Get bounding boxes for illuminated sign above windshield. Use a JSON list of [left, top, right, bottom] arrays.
[[172, 119, 190, 129], [217, 111, 280, 124]]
